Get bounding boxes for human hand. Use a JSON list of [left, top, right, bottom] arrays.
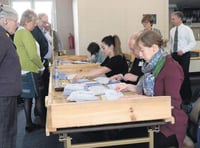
[[115, 83, 128, 92], [123, 73, 137, 82], [38, 67, 45, 75], [116, 83, 136, 92], [72, 73, 85, 83], [109, 74, 123, 82], [177, 50, 184, 56]]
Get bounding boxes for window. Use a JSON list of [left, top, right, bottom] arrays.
[[11, 0, 53, 23], [12, 2, 31, 21], [35, 1, 52, 22]]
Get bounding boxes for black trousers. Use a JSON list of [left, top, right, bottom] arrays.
[[172, 52, 192, 104], [43, 59, 50, 96], [0, 97, 17, 148]]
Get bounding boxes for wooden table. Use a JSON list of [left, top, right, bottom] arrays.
[[45, 63, 174, 148], [57, 55, 88, 62]]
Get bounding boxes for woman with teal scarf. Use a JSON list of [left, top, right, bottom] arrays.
[[116, 30, 187, 148]]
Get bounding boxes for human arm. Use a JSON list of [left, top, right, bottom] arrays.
[[123, 73, 139, 82], [21, 30, 44, 68], [109, 74, 123, 82], [0, 34, 9, 63], [178, 26, 196, 54], [154, 57, 184, 107], [115, 83, 137, 92], [72, 66, 111, 82]]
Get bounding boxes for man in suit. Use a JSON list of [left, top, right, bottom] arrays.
[[31, 13, 50, 126]]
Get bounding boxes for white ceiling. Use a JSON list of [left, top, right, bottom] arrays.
[[169, 0, 200, 9]]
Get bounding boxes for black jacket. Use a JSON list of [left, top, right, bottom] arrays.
[[31, 26, 48, 60]]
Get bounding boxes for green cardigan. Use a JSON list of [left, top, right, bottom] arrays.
[[14, 27, 43, 73]]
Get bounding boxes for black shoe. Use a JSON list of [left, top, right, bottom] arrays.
[[25, 123, 42, 133]]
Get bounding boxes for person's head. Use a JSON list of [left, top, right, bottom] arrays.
[[20, 9, 37, 31], [37, 13, 48, 29], [135, 30, 166, 62], [128, 32, 141, 57], [141, 15, 153, 31], [44, 22, 51, 32], [87, 42, 100, 55], [101, 35, 122, 57], [171, 11, 183, 26], [0, 4, 18, 34]]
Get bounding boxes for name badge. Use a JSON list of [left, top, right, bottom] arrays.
[[138, 61, 144, 67]]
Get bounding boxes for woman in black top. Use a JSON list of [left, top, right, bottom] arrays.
[[110, 33, 144, 85], [73, 35, 128, 82]]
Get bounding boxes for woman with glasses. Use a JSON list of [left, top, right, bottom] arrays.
[[141, 14, 162, 37]]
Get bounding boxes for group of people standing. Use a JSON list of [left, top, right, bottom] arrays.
[[0, 5, 52, 148], [0, 3, 196, 148]]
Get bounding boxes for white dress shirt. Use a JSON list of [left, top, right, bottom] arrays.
[[169, 23, 196, 53]]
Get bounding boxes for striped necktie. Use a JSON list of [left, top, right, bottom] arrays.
[[173, 26, 178, 52]]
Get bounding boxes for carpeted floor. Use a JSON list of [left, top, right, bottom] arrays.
[[16, 103, 64, 148]]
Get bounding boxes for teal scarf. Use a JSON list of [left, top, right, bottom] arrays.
[[136, 49, 166, 96]]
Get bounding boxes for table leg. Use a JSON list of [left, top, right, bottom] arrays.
[[148, 128, 154, 148], [59, 133, 72, 148]]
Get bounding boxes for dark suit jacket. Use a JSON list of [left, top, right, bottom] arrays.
[[31, 26, 48, 60]]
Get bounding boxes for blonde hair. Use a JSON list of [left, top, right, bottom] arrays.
[[20, 9, 37, 26]]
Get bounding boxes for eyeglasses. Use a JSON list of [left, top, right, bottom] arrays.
[[41, 20, 48, 25]]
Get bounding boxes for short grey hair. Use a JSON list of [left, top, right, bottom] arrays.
[[38, 13, 47, 20], [172, 11, 184, 21], [0, 4, 18, 21]]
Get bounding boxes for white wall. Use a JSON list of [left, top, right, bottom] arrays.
[[73, 0, 169, 55], [56, 0, 74, 52]]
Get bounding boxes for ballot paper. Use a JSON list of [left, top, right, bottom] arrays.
[[94, 77, 110, 84], [67, 74, 89, 83], [101, 89, 124, 100], [67, 74, 76, 80], [63, 83, 85, 95], [87, 85, 108, 95], [67, 90, 98, 102], [107, 82, 124, 90], [58, 72, 67, 79]]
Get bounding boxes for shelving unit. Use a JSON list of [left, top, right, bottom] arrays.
[[183, 8, 200, 40]]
